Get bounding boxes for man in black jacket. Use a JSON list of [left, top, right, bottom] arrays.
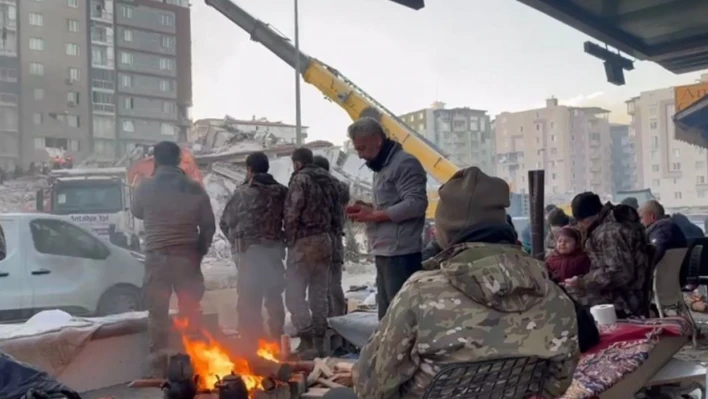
[[639, 200, 687, 263]]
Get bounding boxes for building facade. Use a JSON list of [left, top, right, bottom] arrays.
[[609, 123, 638, 193], [6, 0, 191, 167], [0, 0, 19, 171], [494, 98, 613, 196], [190, 116, 309, 148], [627, 81, 708, 208], [399, 102, 495, 176]]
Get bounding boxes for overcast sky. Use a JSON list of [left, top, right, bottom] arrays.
[[190, 0, 707, 145]]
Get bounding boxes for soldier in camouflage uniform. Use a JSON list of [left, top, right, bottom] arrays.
[[284, 148, 337, 358], [220, 152, 288, 346], [131, 141, 215, 378], [352, 167, 579, 399], [313, 155, 351, 317], [565, 192, 652, 318]]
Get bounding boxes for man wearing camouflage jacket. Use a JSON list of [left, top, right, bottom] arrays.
[[565, 192, 652, 318], [220, 152, 288, 345], [0, 223, 5, 261], [284, 148, 338, 357], [352, 167, 579, 399], [313, 155, 351, 317]]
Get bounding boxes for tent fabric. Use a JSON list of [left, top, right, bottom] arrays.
[[0, 352, 81, 399], [328, 311, 379, 348]]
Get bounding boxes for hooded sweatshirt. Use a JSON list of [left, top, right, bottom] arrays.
[[352, 241, 580, 399]]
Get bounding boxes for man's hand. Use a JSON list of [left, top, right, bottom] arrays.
[[564, 276, 582, 289], [354, 200, 373, 208], [349, 204, 376, 222]]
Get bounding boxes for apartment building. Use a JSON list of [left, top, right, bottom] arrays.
[[627, 82, 708, 208], [494, 98, 613, 196], [7, 0, 191, 166], [610, 123, 638, 193], [0, 0, 19, 171], [399, 102, 495, 176]]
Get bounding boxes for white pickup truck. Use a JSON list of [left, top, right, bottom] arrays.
[[0, 213, 145, 322]]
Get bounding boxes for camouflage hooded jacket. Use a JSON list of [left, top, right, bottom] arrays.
[[284, 164, 339, 246], [352, 243, 580, 399], [565, 203, 652, 318], [219, 173, 288, 253]]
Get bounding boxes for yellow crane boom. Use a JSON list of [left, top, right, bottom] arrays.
[[205, 0, 460, 218]]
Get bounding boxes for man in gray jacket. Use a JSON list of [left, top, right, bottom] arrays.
[[131, 141, 215, 377], [347, 117, 428, 320]]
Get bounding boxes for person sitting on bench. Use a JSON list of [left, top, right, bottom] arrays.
[[349, 167, 581, 399]]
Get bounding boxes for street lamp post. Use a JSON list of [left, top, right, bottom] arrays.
[[294, 0, 303, 146]]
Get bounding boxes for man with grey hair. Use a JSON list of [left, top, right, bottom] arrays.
[[346, 117, 428, 320], [638, 199, 686, 263]]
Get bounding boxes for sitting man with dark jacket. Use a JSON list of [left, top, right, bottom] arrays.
[[639, 200, 687, 264], [350, 167, 579, 399]]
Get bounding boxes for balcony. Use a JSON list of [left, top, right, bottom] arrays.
[[92, 79, 115, 91], [93, 103, 116, 114], [91, 9, 114, 24]]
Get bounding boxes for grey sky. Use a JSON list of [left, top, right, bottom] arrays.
[[191, 0, 706, 145]]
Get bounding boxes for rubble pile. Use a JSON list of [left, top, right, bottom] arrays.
[[0, 176, 48, 213]]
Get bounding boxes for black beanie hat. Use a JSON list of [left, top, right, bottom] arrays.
[[571, 192, 603, 220]]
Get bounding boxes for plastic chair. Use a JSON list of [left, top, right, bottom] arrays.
[[653, 248, 697, 347], [421, 357, 550, 399], [683, 237, 708, 288]]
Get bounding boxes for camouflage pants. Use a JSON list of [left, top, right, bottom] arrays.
[[144, 248, 205, 374], [328, 233, 346, 317], [234, 241, 286, 344], [285, 233, 333, 337]]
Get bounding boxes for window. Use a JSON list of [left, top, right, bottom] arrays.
[[67, 19, 79, 32], [697, 161, 706, 170], [650, 120, 658, 129], [552, 173, 556, 180], [124, 97, 134, 109], [67, 0, 79, 8], [29, 38, 44, 51], [672, 162, 681, 170], [0, 68, 18, 82], [163, 101, 176, 115], [66, 43, 79, 56], [159, 58, 175, 71], [123, 29, 133, 42], [34, 137, 45, 149], [161, 36, 175, 49], [159, 79, 171, 92], [33, 88, 44, 100], [30, 219, 109, 260], [698, 176, 707, 184], [159, 14, 174, 26], [673, 149, 680, 157], [535, 124, 540, 131], [652, 164, 660, 172], [67, 115, 80, 128], [550, 148, 557, 155], [33, 112, 43, 125], [29, 13, 43, 26], [161, 123, 175, 136], [675, 192, 682, 200], [121, 6, 133, 18], [122, 120, 135, 132], [120, 74, 132, 87], [93, 117, 116, 139], [550, 134, 556, 142], [120, 52, 133, 65], [29, 63, 44, 76], [68, 67, 80, 82], [67, 91, 79, 105], [652, 179, 660, 187]]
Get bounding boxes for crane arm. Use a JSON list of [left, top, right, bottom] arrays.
[[204, 0, 459, 186]]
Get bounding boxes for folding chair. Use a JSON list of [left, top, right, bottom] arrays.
[[421, 357, 550, 399], [653, 248, 697, 347]]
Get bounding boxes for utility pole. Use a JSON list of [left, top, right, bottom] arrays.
[[294, 0, 303, 145]]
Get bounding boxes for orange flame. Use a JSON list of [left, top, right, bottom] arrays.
[[172, 318, 280, 392]]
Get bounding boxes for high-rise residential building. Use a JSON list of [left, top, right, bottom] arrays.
[[494, 98, 613, 196], [627, 78, 708, 208], [0, 0, 19, 171], [399, 102, 495, 176], [609, 123, 638, 193], [5, 0, 191, 167]]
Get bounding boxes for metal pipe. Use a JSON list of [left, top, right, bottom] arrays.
[[294, 0, 303, 145], [528, 170, 545, 260]]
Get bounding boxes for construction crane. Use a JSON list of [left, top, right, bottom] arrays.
[[204, 0, 461, 218]]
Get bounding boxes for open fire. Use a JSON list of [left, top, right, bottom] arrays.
[[172, 317, 281, 393]]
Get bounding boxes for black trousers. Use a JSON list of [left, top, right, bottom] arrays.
[[375, 252, 423, 320]]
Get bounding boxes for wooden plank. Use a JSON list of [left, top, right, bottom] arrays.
[[647, 358, 707, 386]]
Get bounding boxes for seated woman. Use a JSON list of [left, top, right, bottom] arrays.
[[546, 226, 591, 283], [350, 167, 580, 399]]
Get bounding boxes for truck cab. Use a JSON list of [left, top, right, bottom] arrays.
[[38, 168, 141, 252]]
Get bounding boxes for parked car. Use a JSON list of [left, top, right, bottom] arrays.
[[0, 213, 145, 322]]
